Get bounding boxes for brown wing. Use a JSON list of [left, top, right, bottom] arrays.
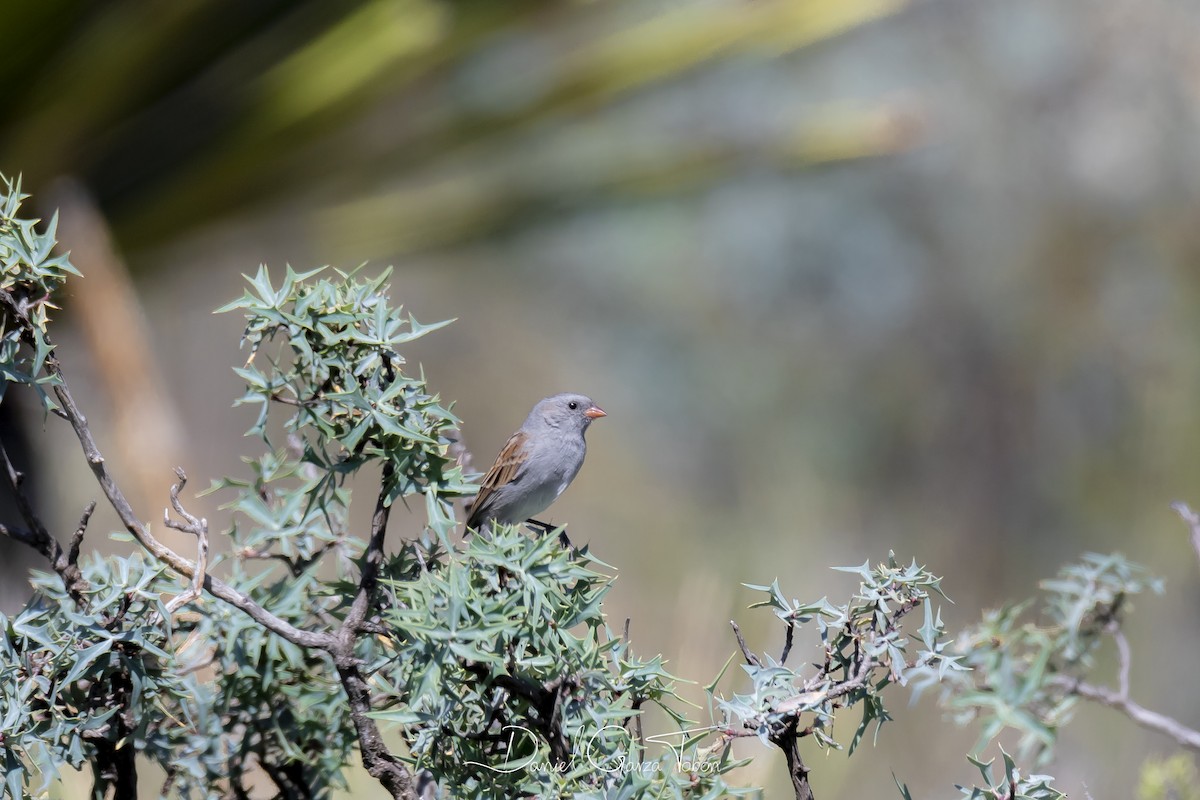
[[465, 430, 529, 529]]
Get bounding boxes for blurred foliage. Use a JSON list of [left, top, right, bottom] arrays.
[[0, 0, 908, 253], [1137, 754, 1200, 800]]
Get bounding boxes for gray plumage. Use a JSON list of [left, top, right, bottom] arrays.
[[466, 393, 606, 530]]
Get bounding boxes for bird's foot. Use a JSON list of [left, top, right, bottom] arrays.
[[525, 518, 573, 549]]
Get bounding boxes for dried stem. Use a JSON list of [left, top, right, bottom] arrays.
[[163, 469, 209, 616], [67, 501, 95, 570]]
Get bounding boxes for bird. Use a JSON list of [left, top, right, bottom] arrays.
[[465, 393, 606, 532]]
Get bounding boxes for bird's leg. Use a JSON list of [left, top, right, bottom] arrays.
[[525, 518, 573, 549]]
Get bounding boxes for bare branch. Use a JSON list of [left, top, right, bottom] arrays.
[[1053, 676, 1200, 753], [0, 523, 40, 550], [238, 536, 347, 581], [56, 373, 328, 646], [164, 468, 204, 533]]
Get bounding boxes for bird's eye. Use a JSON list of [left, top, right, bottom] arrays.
[[568, 401, 578, 410]]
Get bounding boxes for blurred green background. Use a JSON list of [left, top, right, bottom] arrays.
[[3, 0, 1200, 796]]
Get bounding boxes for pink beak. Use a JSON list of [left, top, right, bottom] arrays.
[[584, 405, 607, 419]]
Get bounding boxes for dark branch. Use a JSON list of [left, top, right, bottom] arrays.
[[730, 620, 762, 668], [336, 660, 417, 799], [778, 724, 815, 800], [330, 464, 416, 798], [0, 438, 89, 604], [780, 621, 795, 665], [67, 501, 94, 571], [337, 462, 395, 648], [89, 666, 138, 800]]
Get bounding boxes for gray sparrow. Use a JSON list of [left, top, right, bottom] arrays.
[[465, 393, 606, 531]]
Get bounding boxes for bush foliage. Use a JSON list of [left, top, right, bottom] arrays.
[[2, 175, 1196, 799]]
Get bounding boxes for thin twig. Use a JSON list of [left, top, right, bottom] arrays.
[[1, 437, 51, 546], [778, 725, 815, 800], [239, 539, 341, 577], [1113, 628, 1131, 700], [0, 523, 39, 550], [66, 501, 95, 572], [1171, 501, 1200, 570]]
